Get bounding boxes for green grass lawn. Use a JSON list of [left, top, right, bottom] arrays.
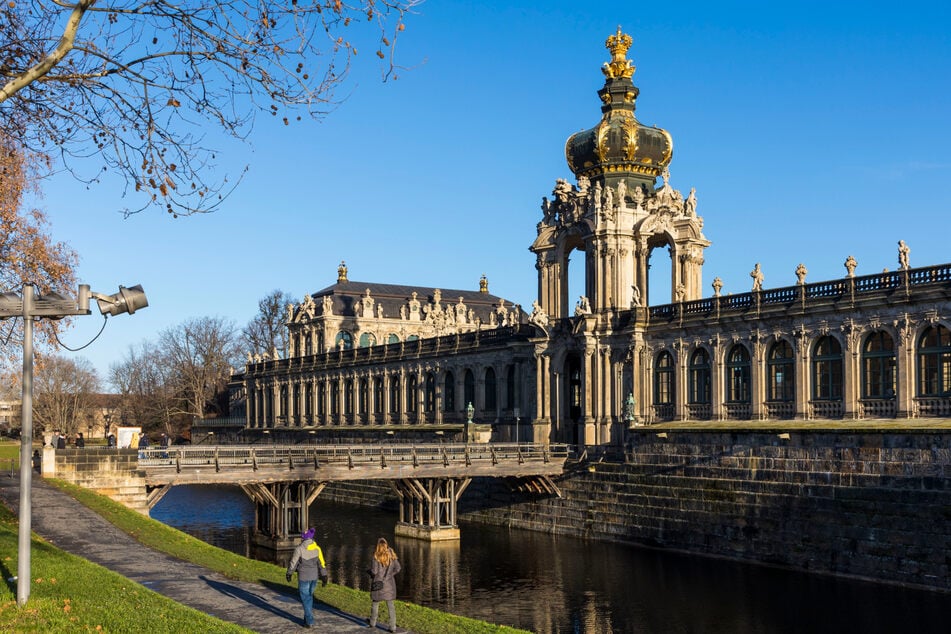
[[0, 500, 251, 633], [44, 479, 530, 634]]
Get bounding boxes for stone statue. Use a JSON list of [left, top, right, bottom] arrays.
[[632, 184, 645, 209], [795, 263, 808, 285], [577, 175, 590, 196], [675, 283, 686, 303], [574, 295, 591, 316], [616, 179, 627, 208], [529, 300, 550, 333], [684, 187, 697, 216], [631, 285, 641, 308], [592, 182, 603, 215], [541, 196, 554, 224], [898, 240, 910, 270], [750, 263, 764, 292], [322, 295, 333, 316], [844, 255, 857, 277], [712, 277, 723, 297]]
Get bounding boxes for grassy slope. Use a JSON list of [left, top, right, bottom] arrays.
[[46, 479, 528, 634], [0, 501, 251, 633]]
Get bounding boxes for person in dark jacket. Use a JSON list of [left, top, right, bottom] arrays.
[[75, 432, 85, 449], [367, 537, 401, 632], [56, 433, 66, 450], [286, 527, 327, 628]]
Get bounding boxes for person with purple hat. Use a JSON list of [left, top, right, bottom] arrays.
[[286, 527, 327, 629]]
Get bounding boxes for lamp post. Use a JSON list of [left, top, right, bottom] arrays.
[[514, 407, 520, 445], [0, 282, 148, 606]]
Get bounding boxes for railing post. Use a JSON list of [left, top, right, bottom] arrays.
[[214, 447, 220, 473]]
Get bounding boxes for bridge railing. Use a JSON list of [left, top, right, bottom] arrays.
[[139, 442, 569, 470]]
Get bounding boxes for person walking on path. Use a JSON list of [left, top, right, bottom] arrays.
[[286, 527, 327, 629], [367, 537, 401, 632]]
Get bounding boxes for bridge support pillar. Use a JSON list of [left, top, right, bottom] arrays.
[[242, 481, 326, 551], [390, 477, 471, 541]]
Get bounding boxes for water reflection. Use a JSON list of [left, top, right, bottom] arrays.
[[153, 485, 951, 634]]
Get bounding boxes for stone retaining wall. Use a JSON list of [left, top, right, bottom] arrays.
[[323, 431, 951, 592], [43, 447, 150, 514]]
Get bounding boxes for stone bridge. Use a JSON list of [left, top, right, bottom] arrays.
[[46, 442, 568, 546]]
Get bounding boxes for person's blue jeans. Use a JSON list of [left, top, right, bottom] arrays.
[[298, 579, 317, 626]]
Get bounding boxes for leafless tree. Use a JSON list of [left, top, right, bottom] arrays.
[[0, 1, 419, 217], [109, 340, 177, 435], [243, 289, 294, 359], [159, 316, 241, 419], [33, 355, 100, 438]]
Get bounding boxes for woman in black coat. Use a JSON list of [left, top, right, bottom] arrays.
[[367, 537, 401, 632]]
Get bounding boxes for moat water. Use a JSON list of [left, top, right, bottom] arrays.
[[152, 484, 951, 633]]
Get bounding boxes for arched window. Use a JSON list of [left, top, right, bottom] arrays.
[[813, 336, 843, 400], [374, 377, 384, 415], [359, 378, 369, 416], [335, 331, 354, 350], [303, 383, 312, 420], [407, 334, 419, 342], [317, 381, 326, 418], [505, 364, 516, 410], [485, 367, 497, 412], [654, 351, 675, 405], [917, 325, 951, 396], [359, 332, 376, 348], [330, 380, 339, 417], [464, 369, 475, 409], [406, 375, 418, 413], [425, 373, 436, 413], [688, 348, 711, 404], [444, 372, 455, 412], [344, 379, 354, 417], [387, 333, 399, 344], [389, 375, 401, 414], [767, 340, 795, 401], [863, 331, 896, 398], [727, 345, 751, 403]]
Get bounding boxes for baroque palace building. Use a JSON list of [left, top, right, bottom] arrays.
[[235, 28, 951, 447]]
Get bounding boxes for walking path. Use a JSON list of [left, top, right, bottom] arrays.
[[0, 475, 404, 633]]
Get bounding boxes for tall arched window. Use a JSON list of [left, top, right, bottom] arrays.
[[358, 378, 369, 417], [387, 333, 400, 344], [767, 340, 795, 401], [389, 375, 400, 414], [813, 336, 843, 400], [917, 325, 951, 396], [464, 369, 475, 409], [688, 349, 711, 404], [374, 377, 384, 416], [344, 379, 354, 417], [317, 381, 326, 418], [444, 372, 455, 412], [484, 367, 497, 412], [425, 372, 436, 413], [406, 375, 418, 414], [330, 380, 339, 417], [863, 331, 896, 398], [727, 345, 751, 402], [505, 364, 516, 410], [654, 352, 675, 405], [303, 383, 312, 421]]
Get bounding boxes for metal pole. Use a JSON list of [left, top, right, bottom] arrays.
[[17, 285, 33, 606]]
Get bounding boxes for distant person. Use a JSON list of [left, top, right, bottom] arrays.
[[160, 433, 170, 458], [107, 433, 116, 448], [75, 432, 85, 449], [138, 433, 149, 458], [366, 537, 401, 633], [31, 450, 41, 473], [285, 527, 327, 629], [56, 432, 66, 450]]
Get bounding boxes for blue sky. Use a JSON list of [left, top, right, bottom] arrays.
[[35, 1, 951, 385]]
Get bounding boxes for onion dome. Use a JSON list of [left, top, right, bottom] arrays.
[[565, 28, 673, 184]]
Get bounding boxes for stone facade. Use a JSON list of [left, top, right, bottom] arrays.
[[234, 29, 951, 446], [320, 429, 951, 591]]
